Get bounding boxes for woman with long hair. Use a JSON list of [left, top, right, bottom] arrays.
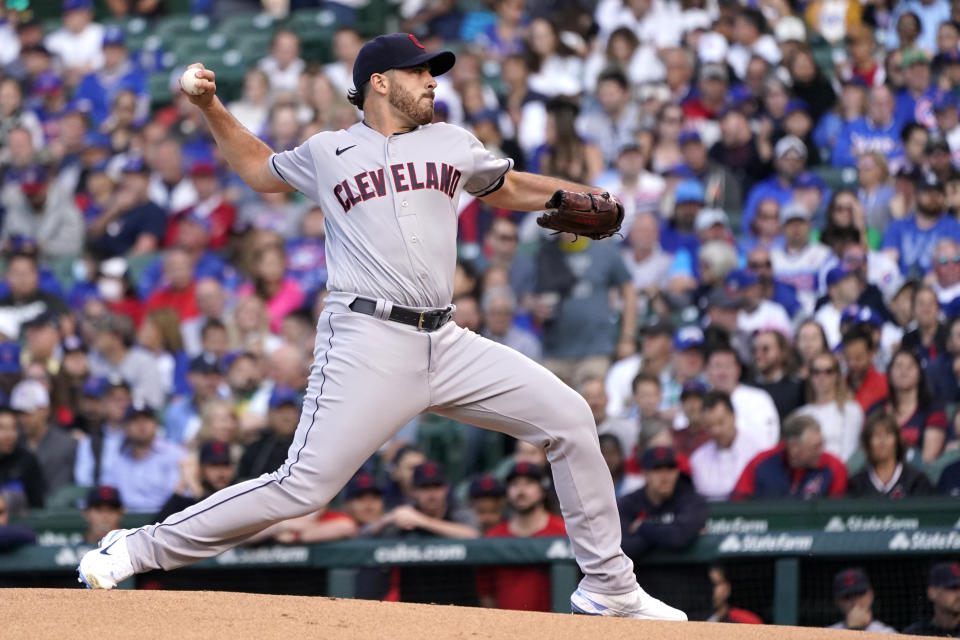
[[856, 151, 895, 236], [871, 349, 948, 462], [848, 411, 932, 497], [238, 245, 305, 334], [651, 103, 685, 175], [535, 98, 604, 184], [133, 308, 186, 400], [818, 188, 868, 245], [524, 18, 583, 98], [796, 352, 864, 461], [795, 319, 830, 380], [900, 286, 948, 370]]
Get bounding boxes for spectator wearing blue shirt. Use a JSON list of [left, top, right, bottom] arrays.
[[660, 179, 704, 258], [882, 172, 960, 276], [894, 49, 937, 129], [100, 402, 185, 513], [87, 157, 167, 258], [137, 214, 230, 300], [71, 26, 148, 127], [741, 136, 807, 235], [887, 0, 951, 54], [286, 206, 328, 300], [833, 85, 905, 168], [814, 79, 868, 163], [164, 354, 226, 445]]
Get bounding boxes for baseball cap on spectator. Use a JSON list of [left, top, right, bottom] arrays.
[[794, 171, 826, 192], [933, 91, 958, 113], [681, 9, 711, 33], [189, 161, 217, 177], [840, 75, 869, 89], [694, 208, 730, 233], [0, 342, 21, 375], [935, 50, 960, 68], [929, 562, 960, 588], [63, 0, 93, 9], [726, 269, 760, 292], [833, 568, 871, 599], [32, 71, 62, 95], [642, 317, 675, 337], [775, 16, 806, 43], [926, 134, 951, 156], [23, 311, 58, 333], [467, 109, 500, 126], [916, 170, 945, 192], [641, 446, 678, 470], [82, 376, 108, 398], [840, 305, 884, 329], [127, 399, 156, 420], [775, 135, 807, 159], [699, 63, 729, 82], [188, 353, 222, 375], [199, 440, 232, 466], [753, 38, 782, 65], [780, 201, 813, 225], [86, 486, 123, 510], [83, 132, 112, 150], [352, 33, 455, 93], [784, 98, 809, 116], [680, 380, 708, 400], [675, 179, 705, 204], [697, 32, 728, 64], [100, 256, 128, 279], [102, 26, 126, 47], [678, 130, 702, 146], [106, 375, 131, 391], [469, 474, 505, 499], [269, 385, 299, 409], [506, 461, 545, 483], [412, 461, 447, 487], [667, 164, 696, 179], [10, 380, 50, 413], [901, 48, 930, 68], [345, 470, 383, 499], [706, 288, 741, 310], [19, 165, 48, 195], [826, 266, 856, 288], [122, 156, 148, 174], [674, 326, 705, 351], [182, 212, 212, 234]]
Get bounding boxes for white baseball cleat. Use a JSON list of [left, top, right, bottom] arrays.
[[77, 528, 135, 589], [570, 585, 688, 621]]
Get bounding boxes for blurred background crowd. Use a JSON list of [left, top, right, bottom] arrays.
[[3, 0, 960, 626]]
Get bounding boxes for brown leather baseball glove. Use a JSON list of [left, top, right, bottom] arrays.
[[537, 190, 625, 240]]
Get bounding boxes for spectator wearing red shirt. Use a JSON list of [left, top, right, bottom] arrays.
[[477, 462, 566, 612], [164, 162, 236, 251], [842, 327, 888, 413], [707, 565, 763, 624], [867, 348, 947, 463], [732, 414, 848, 500], [144, 247, 199, 321]]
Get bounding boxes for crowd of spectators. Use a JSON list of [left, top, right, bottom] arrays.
[[6, 0, 960, 622]]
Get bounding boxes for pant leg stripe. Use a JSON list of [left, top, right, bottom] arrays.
[[278, 311, 335, 485]]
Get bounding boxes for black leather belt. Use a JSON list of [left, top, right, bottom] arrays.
[[349, 297, 453, 332]]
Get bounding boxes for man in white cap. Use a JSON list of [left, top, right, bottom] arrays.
[[742, 136, 808, 234], [12, 379, 76, 495], [771, 201, 832, 314]]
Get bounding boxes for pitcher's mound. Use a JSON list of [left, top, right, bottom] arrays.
[[1, 588, 923, 639]]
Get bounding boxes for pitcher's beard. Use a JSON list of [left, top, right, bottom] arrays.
[[389, 84, 434, 125]]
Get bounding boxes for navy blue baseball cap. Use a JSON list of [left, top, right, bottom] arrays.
[[506, 461, 545, 483], [86, 485, 122, 509], [345, 470, 383, 499], [641, 446, 678, 469], [784, 98, 809, 116], [833, 567, 871, 598], [412, 461, 447, 487], [468, 474, 505, 499], [188, 353, 221, 375], [674, 326, 705, 351], [122, 156, 148, 174], [726, 269, 760, 291], [352, 33, 456, 92], [678, 130, 702, 146], [793, 171, 826, 191], [269, 385, 299, 409], [64, 0, 93, 10], [929, 562, 960, 588], [199, 440, 232, 465]]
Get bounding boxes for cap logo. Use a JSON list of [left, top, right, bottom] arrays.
[[844, 572, 856, 586], [482, 477, 494, 490], [656, 447, 667, 459], [212, 442, 226, 455], [408, 34, 425, 49], [953, 564, 960, 577], [99, 487, 113, 499]]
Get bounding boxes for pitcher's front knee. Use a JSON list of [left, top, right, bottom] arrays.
[[541, 389, 598, 449]]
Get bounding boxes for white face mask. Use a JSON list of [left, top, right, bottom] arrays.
[[97, 278, 124, 302]]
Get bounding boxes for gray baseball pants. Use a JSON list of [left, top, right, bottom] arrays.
[[125, 292, 637, 595]]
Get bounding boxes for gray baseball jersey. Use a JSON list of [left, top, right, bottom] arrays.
[[121, 120, 638, 599], [268, 121, 512, 308]]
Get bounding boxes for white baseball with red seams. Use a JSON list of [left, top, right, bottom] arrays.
[[179, 68, 205, 96]]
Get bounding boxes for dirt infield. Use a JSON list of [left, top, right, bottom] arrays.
[[1, 589, 928, 639]]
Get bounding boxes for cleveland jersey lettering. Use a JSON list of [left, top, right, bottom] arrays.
[[333, 162, 462, 212]]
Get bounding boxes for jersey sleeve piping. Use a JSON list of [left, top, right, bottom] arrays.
[[469, 159, 514, 197], [269, 154, 289, 184]]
